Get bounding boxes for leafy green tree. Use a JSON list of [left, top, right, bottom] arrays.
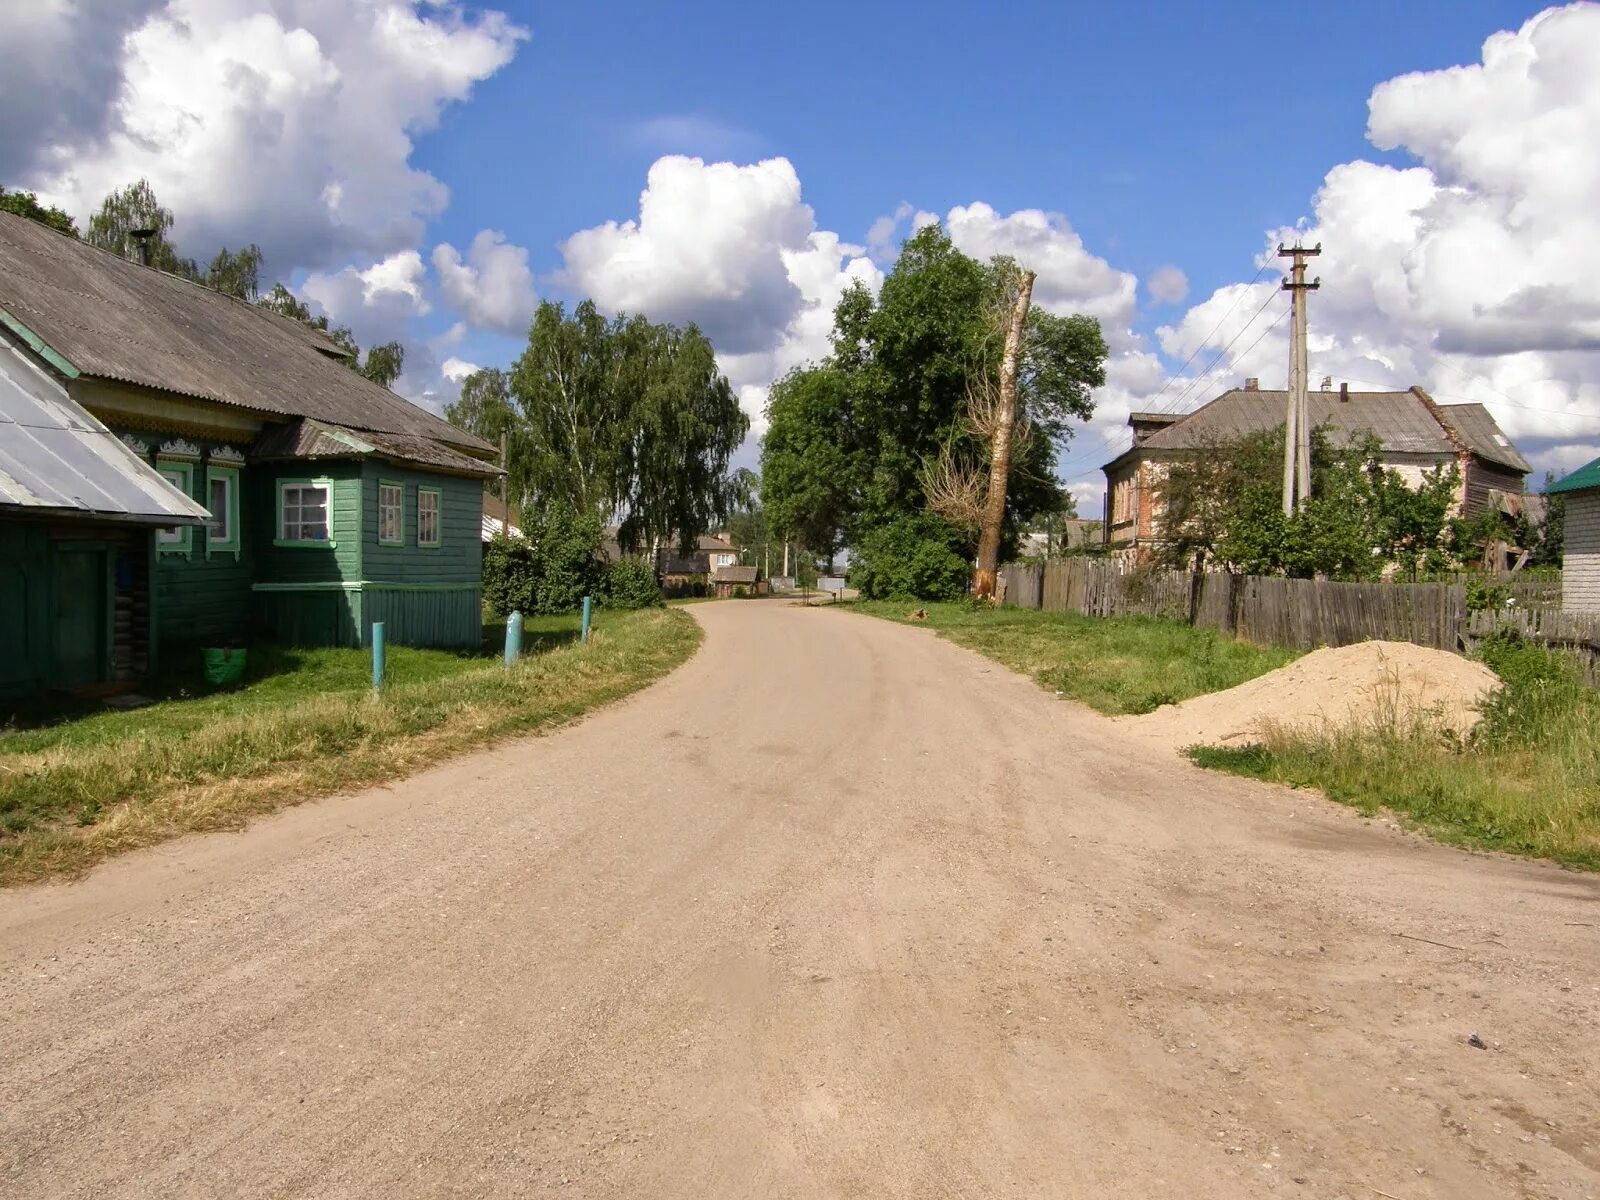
[[360, 341, 405, 389], [761, 366, 856, 556], [205, 244, 263, 300], [1157, 425, 1460, 579], [849, 514, 971, 600], [86, 179, 198, 277], [509, 299, 747, 554], [445, 367, 515, 446], [0, 187, 77, 236], [257, 282, 312, 321], [760, 224, 1106, 562], [1532, 473, 1564, 567]]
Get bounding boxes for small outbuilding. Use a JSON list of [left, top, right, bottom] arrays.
[[1546, 460, 1600, 613], [711, 564, 759, 598]]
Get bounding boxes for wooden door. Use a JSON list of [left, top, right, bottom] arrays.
[[52, 547, 108, 686]]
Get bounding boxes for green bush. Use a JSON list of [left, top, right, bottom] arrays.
[[481, 506, 603, 616], [1473, 628, 1587, 749], [849, 515, 970, 601], [598, 558, 664, 609]]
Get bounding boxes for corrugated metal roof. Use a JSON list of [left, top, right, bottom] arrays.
[[1436, 402, 1532, 473], [0, 212, 491, 457], [1124, 388, 1528, 475], [1548, 456, 1600, 494], [0, 339, 210, 524], [250, 417, 501, 477]]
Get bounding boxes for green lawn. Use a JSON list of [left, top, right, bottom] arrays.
[[0, 608, 699, 885], [847, 600, 1298, 715]]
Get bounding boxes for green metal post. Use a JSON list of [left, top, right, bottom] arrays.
[[371, 621, 385, 691], [504, 610, 523, 666], [581, 595, 593, 643]]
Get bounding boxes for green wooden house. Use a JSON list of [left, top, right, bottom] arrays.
[[0, 211, 500, 698]]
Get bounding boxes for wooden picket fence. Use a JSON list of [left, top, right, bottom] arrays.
[[1002, 558, 1527, 654]]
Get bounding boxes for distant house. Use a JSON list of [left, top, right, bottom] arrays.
[[712, 565, 760, 597], [0, 211, 500, 697], [1102, 380, 1530, 557], [481, 492, 522, 542], [655, 533, 739, 586], [1020, 519, 1102, 557], [1547, 461, 1600, 613]]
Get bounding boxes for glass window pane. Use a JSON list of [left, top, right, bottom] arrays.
[[209, 477, 230, 542]]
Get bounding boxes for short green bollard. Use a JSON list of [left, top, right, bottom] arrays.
[[371, 621, 386, 691], [504, 610, 524, 666], [581, 595, 593, 643]]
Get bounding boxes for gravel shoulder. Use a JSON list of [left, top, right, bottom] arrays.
[[2, 600, 1596, 1198]]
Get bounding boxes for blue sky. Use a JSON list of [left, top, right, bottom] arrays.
[[6, 0, 1597, 499], [415, 0, 1543, 360]]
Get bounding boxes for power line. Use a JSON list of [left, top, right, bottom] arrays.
[[1057, 305, 1292, 484], [1136, 262, 1271, 414], [1154, 287, 1286, 417], [1052, 292, 1289, 481]]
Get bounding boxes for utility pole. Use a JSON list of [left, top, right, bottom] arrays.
[[1278, 242, 1321, 515]]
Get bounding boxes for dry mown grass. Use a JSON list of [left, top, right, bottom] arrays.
[[0, 608, 700, 885]]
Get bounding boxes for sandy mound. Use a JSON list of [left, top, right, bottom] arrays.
[[1122, 640, 1501, 750]]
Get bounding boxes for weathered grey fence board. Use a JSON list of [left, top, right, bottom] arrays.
[[999, 560, 1491, 655]]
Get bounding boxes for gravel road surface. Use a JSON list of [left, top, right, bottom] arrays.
[[2, 600, 1596, 1198]]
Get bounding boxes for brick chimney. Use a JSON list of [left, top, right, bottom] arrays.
[[1243, 377, 1260, 390]]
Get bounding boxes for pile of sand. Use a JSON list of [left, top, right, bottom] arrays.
[[1122, 639, 1501, 750]]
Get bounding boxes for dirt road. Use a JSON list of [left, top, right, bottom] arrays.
[[2, 602, 1596, 1199]]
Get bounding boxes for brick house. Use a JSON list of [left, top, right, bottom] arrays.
[[1101, 380, 1530, 558], [1547, 460, 1600, 613]]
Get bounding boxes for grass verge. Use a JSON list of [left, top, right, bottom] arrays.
[[0, 608, 700, 886], [1189, 633, 1600, 870], [847, 600, 1298, 715]]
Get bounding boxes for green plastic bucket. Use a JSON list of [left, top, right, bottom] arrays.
[[203, 647, 248, 686]]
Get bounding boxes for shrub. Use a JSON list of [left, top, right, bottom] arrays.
[[481, 506, 603, 616], [1473, 628, 1587, 749], [599, 558, 663, 609], [850, 515, 970, 601], [482, 533, 538, 618]]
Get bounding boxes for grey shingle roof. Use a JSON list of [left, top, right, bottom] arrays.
[[1124, 387, 1528, 475], [0, 338, 209, 524], [0, 212, 491, 457], [713, 565, 758, 583]]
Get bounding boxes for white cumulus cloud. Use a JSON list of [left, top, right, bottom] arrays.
[[433, 230, 537, 335], [559, 155, 882, 436], [1158, 4, 1600, 486], [1146, 265, 1189, 305], [560, 156, 822, 356], [22, 0, 526, 272]]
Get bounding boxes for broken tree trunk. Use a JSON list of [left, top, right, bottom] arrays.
[[971, 270, 1035, 600]]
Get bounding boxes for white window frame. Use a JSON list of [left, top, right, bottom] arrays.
[[378, 480, 404, 546], [417, 486, 441, 548], [277, 480, 333, 546]]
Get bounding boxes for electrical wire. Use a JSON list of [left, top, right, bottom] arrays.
[[1056, 303, 1292, 485]]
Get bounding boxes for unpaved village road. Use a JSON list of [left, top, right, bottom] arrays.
[[2, 602, 1597, 1199]]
